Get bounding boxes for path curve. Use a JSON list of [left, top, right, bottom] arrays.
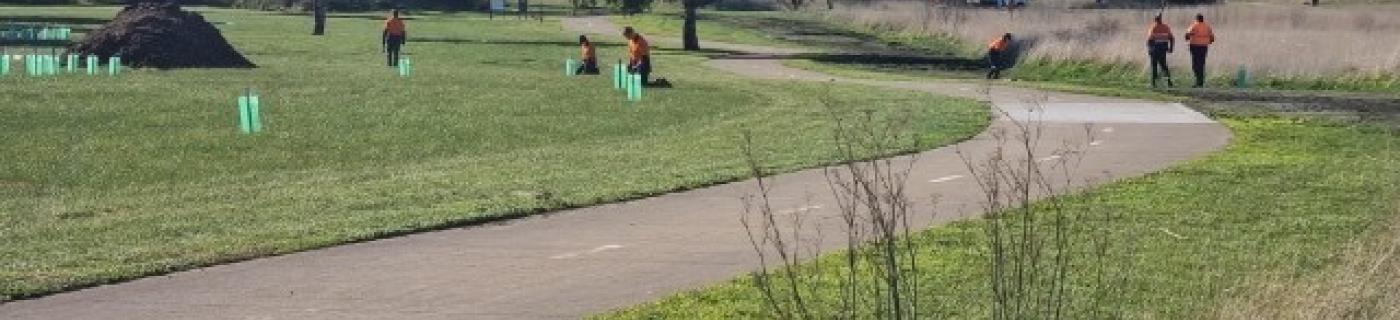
[[0, 17, 1231, 320]]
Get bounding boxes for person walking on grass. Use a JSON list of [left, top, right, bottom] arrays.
[[1147, 14, 1175, 88], [383, 9, 407, 67], [987, 33, 1012, 80], [576, 35, 600, 75], [623, 26, 651, 85], [1185, 14, 1216, 88]]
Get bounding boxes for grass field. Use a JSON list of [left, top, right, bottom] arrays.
[[582, 10, 1400, 319], [594, 115, 1400, 319], [642, 8, 1400, 93], [0, 7, 990, 301]]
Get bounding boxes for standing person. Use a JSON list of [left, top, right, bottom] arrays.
[[383, 9, 407, 67], [576, 35, 600, 75], [622, 26, 651, 85], [986, 33, 1012, 80], [1185, 14, 1215, 88], [1146, 15, 1175, 88]]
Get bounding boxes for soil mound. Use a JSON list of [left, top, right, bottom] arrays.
[[70, 1, 255, 69]]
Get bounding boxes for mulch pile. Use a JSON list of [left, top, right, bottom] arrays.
[[69, 0, 255, 69]]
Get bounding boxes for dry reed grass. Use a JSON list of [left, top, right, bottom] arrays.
[[1215, 204, 1400, 320], [824, 2, 1400, 77]]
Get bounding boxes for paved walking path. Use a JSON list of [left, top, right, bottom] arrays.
[[0, 17, 1231, 320]]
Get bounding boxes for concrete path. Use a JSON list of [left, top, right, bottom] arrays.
[[0, 17, 1231, 320]]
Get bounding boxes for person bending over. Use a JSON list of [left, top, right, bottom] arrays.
[[622, 26, 651, 85]]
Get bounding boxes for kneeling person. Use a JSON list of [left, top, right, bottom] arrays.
[[987, 33, 1012, 80], [576, 35, 600, 75], [623, 26, 651, 85]]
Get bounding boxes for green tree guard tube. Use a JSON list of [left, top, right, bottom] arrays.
[[565, 58, 575, 76], [238, 94, 252, 134], [67, 55, 76, 73], [623, 70, 632, 97], [633, 74, 643, 101], [612, 64, 621, 90], [47, 55, 57, 75], [249, 91, 262, 133], [1235, 66, 1248, 89], [87, 56, 97, 75], [1, 55, 9, 76], [109, 56, 121, 75]]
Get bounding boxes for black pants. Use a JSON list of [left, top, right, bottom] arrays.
[[386, 35, 404, 66], [986, 51, 1005, 79], [629, 55, 651, 85], [575, 58, 599, 75], [1148, 42, 1172, 87], [1189, 45, 1208, 88]]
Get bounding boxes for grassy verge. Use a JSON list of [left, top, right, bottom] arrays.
[[671, 10, 1399, 94], [0, 7, 989, 300], [594, 116, 1400, 319]]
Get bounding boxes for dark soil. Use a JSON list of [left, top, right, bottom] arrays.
[[1184, 89, 1400, 127], [69, 1, 255, 69]]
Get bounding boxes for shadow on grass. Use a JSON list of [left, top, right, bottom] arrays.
[[409, 37, 624, 48]]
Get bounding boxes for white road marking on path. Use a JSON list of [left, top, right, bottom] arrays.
[[1089, 140, 1104, 146], [1037, 155, 1063, 162], [550, 245, 625, 260], [776, 205, 822, 215], [929, 175, 965, 183], [1102, 127, 1115, 133]]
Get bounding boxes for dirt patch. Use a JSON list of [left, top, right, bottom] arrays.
[[69, 1, 255, 69], [1185, 89, 1400, 127]]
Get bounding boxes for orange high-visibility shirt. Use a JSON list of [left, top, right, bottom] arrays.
[[581, 43, 596, 61], [1147, 22, 1173, 42], [384, 18, 406, 36], [1186, 21, 1214, 46], [988, 38, 1009, 52], [627, 35, 650, 64]]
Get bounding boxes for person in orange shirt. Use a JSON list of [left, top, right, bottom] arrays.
[[1146, 15, 1175, 88], [622, 26, 651, 85], [1185, 14, 1215, 88], [986, 33, 1012, 80], [576, 35, 599, 75], [382, 9, 407, 67]]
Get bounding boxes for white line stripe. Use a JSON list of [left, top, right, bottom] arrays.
[[1089, 140, 1103, 146], [550, 244, 624, 259], [776, 205, 822, 215], [1101, 127, 1115, 133], [929, 175, 965, 183], [1036, 155, 1062, 162]]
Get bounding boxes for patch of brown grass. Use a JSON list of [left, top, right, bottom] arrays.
[[1216, 204, 1400, 320], [824, 3, 1400, 77]]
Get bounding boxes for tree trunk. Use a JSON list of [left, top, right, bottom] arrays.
[[826, 0, 833, 10], [518, 0, 528, 15], [311, 0, 326, 35], [682, 2, 699, 51]]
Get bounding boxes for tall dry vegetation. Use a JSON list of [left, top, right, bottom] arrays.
[[825, 3, 1400, 77], [1217, 205, 1400, 320]]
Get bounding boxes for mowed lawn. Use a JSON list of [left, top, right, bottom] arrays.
[[595, 117, 1400, 319], [0, 7, 989, 300]]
